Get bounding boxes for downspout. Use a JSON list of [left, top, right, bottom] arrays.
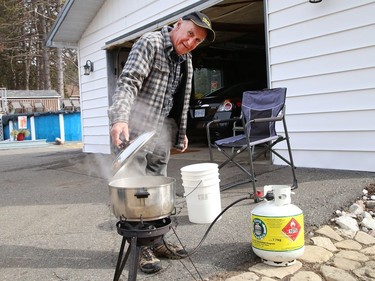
[[263, 0, 271, 89]]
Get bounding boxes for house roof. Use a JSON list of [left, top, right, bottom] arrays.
[[45, 0, 105, 48], [6, 90, 61, 99]]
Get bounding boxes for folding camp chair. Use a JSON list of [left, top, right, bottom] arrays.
[[206, 87, 297, 200]]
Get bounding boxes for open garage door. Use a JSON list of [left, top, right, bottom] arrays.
[[189, 0, 267, 142], [106, 0, 267, 142]]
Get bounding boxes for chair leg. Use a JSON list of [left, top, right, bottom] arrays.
[[216, 145, 258, 196], [282, 119, 298, 189], [285, 143, 298, 190], [208, 141, 214, 162], [247, 145, 258, 201], [218, 146, 254, 178], [210, 143, 255, 191]]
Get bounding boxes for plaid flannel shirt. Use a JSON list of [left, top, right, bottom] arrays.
[[108, 26, 193, 150]]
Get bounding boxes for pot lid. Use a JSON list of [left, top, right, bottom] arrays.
[[112, 131, 156, 178]]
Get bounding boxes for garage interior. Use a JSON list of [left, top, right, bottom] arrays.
[[110, 0, 266, 84], [108, 0, 267, 142], [196, 0, 267, 89]]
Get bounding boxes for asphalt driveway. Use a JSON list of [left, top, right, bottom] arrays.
[[0, 143, 373, 280]]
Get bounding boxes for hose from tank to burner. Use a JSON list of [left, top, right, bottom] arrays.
[[164, 194, 255, 258]]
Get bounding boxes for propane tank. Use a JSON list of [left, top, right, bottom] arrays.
[[251, 185, 304, 266]]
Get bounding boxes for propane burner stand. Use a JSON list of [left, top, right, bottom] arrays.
[[113, 217, 172, 281]]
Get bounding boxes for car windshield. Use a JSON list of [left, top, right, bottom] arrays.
[[206, 82, 253, 98], [193, 68, 223, 99]]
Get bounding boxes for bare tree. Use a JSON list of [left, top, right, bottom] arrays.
[[56, 0, 64, 96], [0, 0, 77, 96]]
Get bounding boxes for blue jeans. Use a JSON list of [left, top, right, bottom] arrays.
[[120, 118, 177, 177]]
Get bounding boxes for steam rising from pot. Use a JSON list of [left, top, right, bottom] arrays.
[[109, 100, 178, 181]]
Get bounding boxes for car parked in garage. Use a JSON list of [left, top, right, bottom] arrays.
[[187, 81, 263, 142]]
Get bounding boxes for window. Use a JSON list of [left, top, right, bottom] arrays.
[[193, 68, 223, 99]]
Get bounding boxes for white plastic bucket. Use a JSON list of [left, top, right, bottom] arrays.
[[182, 176, 219, 189], [180, 163, 218, 175], [182, 172, 219, 188], [181, 163, 222, 224]]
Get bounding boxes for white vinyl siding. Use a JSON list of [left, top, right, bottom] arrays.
[[265, 0, 375, 171]]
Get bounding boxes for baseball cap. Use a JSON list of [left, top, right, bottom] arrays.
[[182, 11, 215, 42]]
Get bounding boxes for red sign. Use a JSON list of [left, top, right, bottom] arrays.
[[282, 218, 301, 241], [211, 81, 218, 91]]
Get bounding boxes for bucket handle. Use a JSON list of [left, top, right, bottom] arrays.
[[184, 180, 202, 198]]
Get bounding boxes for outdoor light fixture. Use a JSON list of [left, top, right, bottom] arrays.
[[309, 0, 322, 3], [83, 60, 94, 75]]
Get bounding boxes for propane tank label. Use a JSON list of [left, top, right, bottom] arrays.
[[251, 214, 304, 252]]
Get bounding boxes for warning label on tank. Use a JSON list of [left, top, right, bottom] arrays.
[[251, 214, 304, 252], [282, 218, 301, 241]]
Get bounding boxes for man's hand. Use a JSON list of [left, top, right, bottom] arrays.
[[180, 135, 188, 152], [110, 122, 129, 148]]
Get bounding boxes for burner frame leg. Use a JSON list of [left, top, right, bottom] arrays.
[[128, 236, 140, 281], [113, 237, 131, 281], [113, 236, 140, 281]]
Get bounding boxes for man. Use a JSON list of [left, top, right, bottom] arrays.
[[108, 11, 215, 273]]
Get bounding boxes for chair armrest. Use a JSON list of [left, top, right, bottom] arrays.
[[252, 114, 283, 123], [206, 117, 242, 146], [246, 110, 284, 127], [206, 117, 241, 128]]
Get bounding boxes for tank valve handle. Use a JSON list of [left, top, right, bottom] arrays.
[[265, 191, 274, 201]]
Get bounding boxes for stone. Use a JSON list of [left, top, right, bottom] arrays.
[[260, 278, 275, 281], [355, 231, 375, 245], [356, 200, 366, 209], [225, 272, 259, 281], [361, 226, 369, 232], [361, 245, 375, 255], [366, 267, 375, 278], [349, 203, 364, 215], [248, 261, 302, 279], [365, 260, 375, 268], [311, 237, 338, 252], [361, 217, 375, 230], [362, 211, 373, 219], [335, 210, 342, 216], [335, 228, 356, 239], [336, 250, 369, 262], [316, 225, 343, 241], [367, 201, 375, 209], [299, 246, 333, 263], [353, 266, 375, 281], [320, 265, 357, 281], [334, 239, 362, 250], [333, 257, 362, 271], [335, 216, 359, 232], [290, 271, 322, 281]]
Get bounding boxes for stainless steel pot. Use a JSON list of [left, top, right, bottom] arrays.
[[109, 176, 176, 221]]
